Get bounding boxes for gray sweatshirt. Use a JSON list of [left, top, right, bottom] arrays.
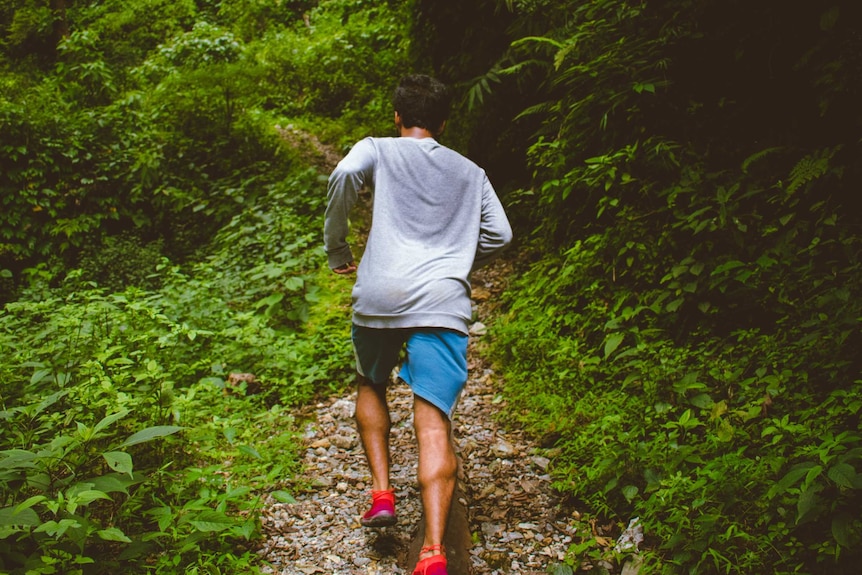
[[324, 136, 512, 334]]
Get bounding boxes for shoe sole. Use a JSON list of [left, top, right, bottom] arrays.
[[360, 513, 397, 528]]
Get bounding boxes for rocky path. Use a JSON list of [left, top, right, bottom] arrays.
[[255, 265, 591, 575]]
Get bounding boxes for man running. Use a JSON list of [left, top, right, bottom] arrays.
[[324, 74, 512, 575]]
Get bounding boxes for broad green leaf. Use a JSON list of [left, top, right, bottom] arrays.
[[804, 464, 824, 488], [0, 506, 40, 526], [92, 410, 130, 436], [716, 420, 735, 442], [34, 518, 80, 538], [710, 400, 729, 420], [14, 496, 46, 515], [773, 463, 816, 494], [76, 421, 92, 440], [674, 372, 705, 394], [224, 427, 238, 443], [103, 451, 134, 476], [690, 393, 714, 409], [796, 488, 819, 524], [35, 390, 69, 415], [97, 527, 132, 543], [255, 292, 283, 309], [271, 490, 297, 504], [200, 376, 226, 389], [71, 490, 112, 506], [679, 409, 692, 426], [119, 425, 183, 448], [603, 333, 624, 358], [30, 368, 53, 386], [621, 485, 639, 502], [832, 513, 853, 547], [87, 471, 147, 493], [189, 510, 235, 532], [226, 486, 251, 499], [236, 520, 256, 540], [827, 463, 857, 489], [644, 468, 663, 491], [237, 445, 262, 459], [146, 505, 174, 532], [86, 473, 143, 494], [0, 450, 38, 470], [711, 260, 745, 275], [284, 276, 304, 291]]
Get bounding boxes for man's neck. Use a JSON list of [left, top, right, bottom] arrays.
[[399, 126, 437, 139]]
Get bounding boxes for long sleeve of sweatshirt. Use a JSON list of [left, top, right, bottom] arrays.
[[324, 137, 512, 334]]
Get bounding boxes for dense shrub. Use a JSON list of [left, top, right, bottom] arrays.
[[0, 166, 347, 573], [482, 0, 862, 572]]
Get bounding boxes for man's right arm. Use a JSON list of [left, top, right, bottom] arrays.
[[324, 139, 375, 271]]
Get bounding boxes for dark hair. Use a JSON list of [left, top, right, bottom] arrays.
[[393, 74, 451, 133]]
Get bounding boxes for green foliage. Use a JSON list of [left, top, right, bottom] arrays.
[[0, 163, 343, 571], [0, 0, 406, 571], [215, 0, 316, 41], [0, 0, 408, 283], [493, 224, 862, 573], [75, 233, 165, 293], [251, 0, 410, 139], [479, 0, 862, 573], [81, 0, 199, 68], [1, 0, 58, 62]]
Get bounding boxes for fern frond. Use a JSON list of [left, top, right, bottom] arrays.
[[511, 35, 566, 50], [514, 101, 554, 121], [786, 146, 840, 194], [497, 59, 547, 76], [741, 146, 784, 174]]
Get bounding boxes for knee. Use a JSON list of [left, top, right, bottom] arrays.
[[355, 382, 390, 430], [416, 426, 456, 468]]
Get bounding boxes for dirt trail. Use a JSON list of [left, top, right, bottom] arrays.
[[256, 262, 593, 574]]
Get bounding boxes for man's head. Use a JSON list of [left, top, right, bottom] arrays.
[[393, 74, 451, 136]]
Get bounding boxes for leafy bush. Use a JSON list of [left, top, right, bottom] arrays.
[[251, 0, 410, 141], [0, 165, 346, 573], [75, 233, 165, 293], [482, 1, 862, 572], [0, 0, 417, 572], [82, 0, 199, 68], [493, 222, 862, 573]]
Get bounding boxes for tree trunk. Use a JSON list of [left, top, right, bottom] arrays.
[[51, 0, 69, 47]]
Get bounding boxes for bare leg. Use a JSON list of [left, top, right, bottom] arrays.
[[355, 374, 391, 491], [414, 395, 456, 558]]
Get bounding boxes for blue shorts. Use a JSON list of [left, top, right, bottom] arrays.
[[351, 325, 468, 419]]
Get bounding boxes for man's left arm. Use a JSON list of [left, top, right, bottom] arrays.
[[473, 175, 513, 271]]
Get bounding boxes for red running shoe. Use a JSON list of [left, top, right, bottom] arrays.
[[360, 489, 397, 527], [412, 545, 447, 575]]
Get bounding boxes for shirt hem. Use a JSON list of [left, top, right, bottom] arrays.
[[352, 312, 469, 335]]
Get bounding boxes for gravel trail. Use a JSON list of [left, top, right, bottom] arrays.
[[255, 268, 586, 575]]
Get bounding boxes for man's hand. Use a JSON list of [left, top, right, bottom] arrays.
[[333, 261, 357, 275]]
